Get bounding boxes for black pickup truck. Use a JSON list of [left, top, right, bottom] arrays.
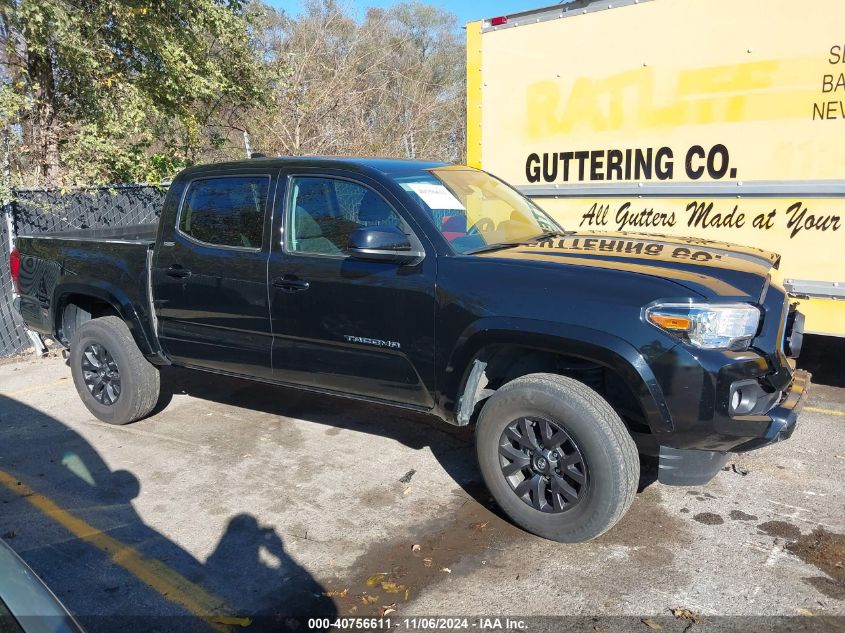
[[11, 157, 809, 542]]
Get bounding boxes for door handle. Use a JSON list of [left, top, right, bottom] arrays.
[[165, 265, 192, 279], [272, 276, 310, 292]]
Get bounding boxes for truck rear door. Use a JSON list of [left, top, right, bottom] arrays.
[[152, 169, 277, 379]]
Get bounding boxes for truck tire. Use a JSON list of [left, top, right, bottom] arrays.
[[475, 373, 639, 542], [69, 316, 160, 425]]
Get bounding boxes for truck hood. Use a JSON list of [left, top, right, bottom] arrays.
[[476, 231, 779, 300]]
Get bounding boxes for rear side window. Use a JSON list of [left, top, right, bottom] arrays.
[[179, 176, 270, 248]]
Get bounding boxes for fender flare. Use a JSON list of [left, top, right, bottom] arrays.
[[52, 279, 157, 357], [446, 317, 673, 432]]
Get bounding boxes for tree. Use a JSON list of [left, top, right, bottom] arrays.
[[366, 2, 465, 161], [0, 0, 267, 185], [249, 0, 464, 163], [0, 0, 468, 186]]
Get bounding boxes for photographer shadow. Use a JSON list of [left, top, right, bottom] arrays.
[[0, 395, 335, 632]]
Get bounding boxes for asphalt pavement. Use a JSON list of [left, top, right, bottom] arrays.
[[0, 336, 843, 632]]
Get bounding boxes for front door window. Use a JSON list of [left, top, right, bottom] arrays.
[[286, 177, 404, 256]]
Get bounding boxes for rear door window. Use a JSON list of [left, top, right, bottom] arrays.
[[179, 176, 270, 249]]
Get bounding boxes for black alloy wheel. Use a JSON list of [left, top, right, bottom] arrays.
[[476, 373, 639, 541], [70, 317, 160, 424], [499, 417, 588, 513], [81, 343, 121, 406]]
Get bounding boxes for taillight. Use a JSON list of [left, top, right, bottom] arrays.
[[9, 247, 20, 293]]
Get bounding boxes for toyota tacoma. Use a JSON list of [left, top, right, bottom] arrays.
[[10, 157, 809, 542]]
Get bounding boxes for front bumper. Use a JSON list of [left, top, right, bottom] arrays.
[[657, 369, 810, 486]]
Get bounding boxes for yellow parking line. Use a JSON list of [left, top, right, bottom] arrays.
[[0, 470, 236, 632], [3, 378, 71, 398], [805, 405, 845, 417]]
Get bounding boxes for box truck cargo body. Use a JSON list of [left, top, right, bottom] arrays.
[[467, 0, 845, 336]]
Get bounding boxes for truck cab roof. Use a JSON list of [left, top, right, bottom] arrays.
[[177, 156, 451, 179]]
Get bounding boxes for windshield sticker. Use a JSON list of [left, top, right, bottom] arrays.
[[407, 183, 465, 210]]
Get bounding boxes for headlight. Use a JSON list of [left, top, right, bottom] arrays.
[[645, 302, 761, 350]]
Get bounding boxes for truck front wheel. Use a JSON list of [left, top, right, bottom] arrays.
[[476, 373, 639, 542], [69, 316, 160, 425]]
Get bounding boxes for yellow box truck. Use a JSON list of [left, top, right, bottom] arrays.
[[467, 0, 845, 336]]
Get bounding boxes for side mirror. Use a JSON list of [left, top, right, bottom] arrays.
[[347, 226, 423, 264]]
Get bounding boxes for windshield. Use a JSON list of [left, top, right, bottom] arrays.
[[392, 167, 562, 254]]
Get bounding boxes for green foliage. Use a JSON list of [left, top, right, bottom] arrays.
[[0, 82, 28, 125], [2, 0, 268, 185], [0, 0, 467, 187]]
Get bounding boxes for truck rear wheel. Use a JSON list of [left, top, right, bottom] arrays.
[[69, 316, 160, 425], [475, 373, 639, 542]]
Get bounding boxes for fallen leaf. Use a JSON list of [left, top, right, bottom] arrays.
[[422, 557, 433, 567], [731, 463, 749, 476], [403, 486, 412, 496], [594, 626, 609, 633], [671, 608, 703, 624], [380, 604, 396, 617], [348, 606, 358, 614], [366, 574, 387, 586], [411, 544, 421, 552], [641, 618, 662, 630], [795, 608, 815, 616], [469, 521, 489, 532], [361, 595, 378, 605], [210, 616, 252, 627], [381, 581, 405, 594], [440, 567, 451, 573], [323, 588, 348, 598], [399, 469, 416, 483]]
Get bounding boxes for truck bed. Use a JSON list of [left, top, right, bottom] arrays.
[[15, 224, 158, 347]]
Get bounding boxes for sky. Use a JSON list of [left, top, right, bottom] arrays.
[[264, 0, 550, 26]]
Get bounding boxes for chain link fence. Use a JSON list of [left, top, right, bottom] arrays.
[[1, 184, 166, 357]]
